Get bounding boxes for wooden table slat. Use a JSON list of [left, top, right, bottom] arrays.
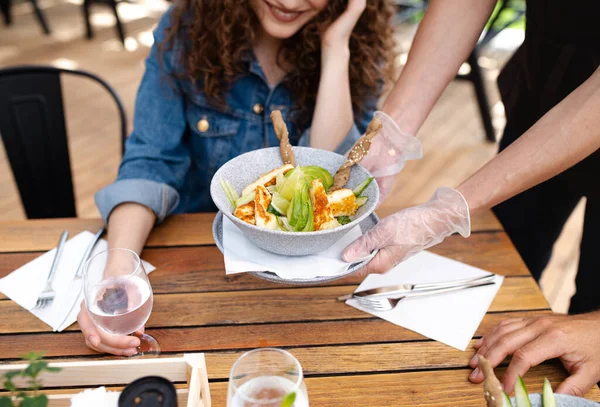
[[0, 311, 552, 359], [0, 278, 549, 334], [0, 231, 530, 302], [0, 211, 502, 253]]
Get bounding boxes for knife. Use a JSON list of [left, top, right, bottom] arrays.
[[54, 226, 105, 331], [336, 274, 496, 302]]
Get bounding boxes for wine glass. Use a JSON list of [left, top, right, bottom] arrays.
[[228, 348, 309, 407], [83, 248, 160, 355]]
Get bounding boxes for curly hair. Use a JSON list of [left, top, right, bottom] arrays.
[[162, 0, 396, 131]]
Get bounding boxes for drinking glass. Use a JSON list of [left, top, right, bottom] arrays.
[[83, 248, 160, 355], [227, 348, 309, 407]]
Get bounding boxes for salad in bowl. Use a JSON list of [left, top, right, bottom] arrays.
[[209, 111, 381, 256]]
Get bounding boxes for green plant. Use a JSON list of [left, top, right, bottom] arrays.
[[0, 352, 61, 407]]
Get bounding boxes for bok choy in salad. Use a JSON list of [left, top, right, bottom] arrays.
[[220, 165, 373, 232]]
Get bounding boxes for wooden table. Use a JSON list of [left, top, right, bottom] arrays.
[[1, 212, 599, 405]]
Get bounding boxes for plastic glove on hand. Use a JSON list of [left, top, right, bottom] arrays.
[[359, 111, 422, 204], [343, 188, 470, 275]]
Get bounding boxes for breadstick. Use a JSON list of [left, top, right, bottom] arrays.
[[270, 110, 296, 166], [330, 116, 382, 191]]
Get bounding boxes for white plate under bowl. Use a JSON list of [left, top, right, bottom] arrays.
[[212, 211, 379, 285]]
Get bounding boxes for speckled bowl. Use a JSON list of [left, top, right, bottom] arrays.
[[209, 146, 379, 256], [511, 394, 599, 406]]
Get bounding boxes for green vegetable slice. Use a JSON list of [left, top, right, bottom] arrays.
[[355, 196, 368, 207], [279, 167, 303, 201], [267, 204, 283, 216], [276, 216, 290, 231], [337, 216, 352, 225], [515, 376, 532, 407], [271, 192, 290, 215], [275, 171, 286, 189], [302, 165, 334, 191], [542, 378, 556, 407], [352, 177, 374, 196], [302, 196, 314, 231], [291, 180, 310, 231], [219, 178, 239, 208], [280, 392, 296, 407], [503, 392, 513, 407], [235, 191, 255, 207]]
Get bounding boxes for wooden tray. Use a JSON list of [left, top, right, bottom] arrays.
[[0, 353, 211, 407]]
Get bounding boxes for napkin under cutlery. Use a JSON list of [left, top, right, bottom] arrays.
[[346, 251, 504, 351], [223, 216, 374, 280], [0, 231, 155, 332]]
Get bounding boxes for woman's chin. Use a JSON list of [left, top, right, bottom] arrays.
[[259, 21, 305, 40]]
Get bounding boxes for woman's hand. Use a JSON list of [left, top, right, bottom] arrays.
[[321, 0, 366, 58], [77, 301, 141, 356], [470, 312, 600, 397], [343, 187, 470, 274]]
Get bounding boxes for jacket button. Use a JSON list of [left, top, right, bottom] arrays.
[[253, 103, 264, 114], [197, 118, 209, 132]]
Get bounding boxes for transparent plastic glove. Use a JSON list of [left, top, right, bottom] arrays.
[[342, 187, 471, 275], [360, 111, 423, 203]]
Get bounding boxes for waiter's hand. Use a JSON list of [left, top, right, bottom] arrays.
[[342, 187, 470, 274], [359, 111, 422, 204], [77, 301, 141, 356], [470, 312, 600, 397]]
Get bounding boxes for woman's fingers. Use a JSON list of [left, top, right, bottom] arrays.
[[84, 337, 138, 357], [77, 303, 101, 347], [78, 301, 141, 355]]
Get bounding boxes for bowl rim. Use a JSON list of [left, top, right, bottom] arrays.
[[210, 146, 380, 236]]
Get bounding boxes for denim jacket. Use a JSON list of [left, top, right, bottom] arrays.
[[95, 8, 378, 223]]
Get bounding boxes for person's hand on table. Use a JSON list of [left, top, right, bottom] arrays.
[[359, 111, 422, 204], [470, 312, 600, 397], [77, 301, 142, 356], [342, 187, 470, 274]]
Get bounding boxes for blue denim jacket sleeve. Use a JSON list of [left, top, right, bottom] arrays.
[[95, 9, 187, 224], [297, 97, 377, 155]]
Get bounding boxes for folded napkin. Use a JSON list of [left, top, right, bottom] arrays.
[[0, 231, 155, 332], [346, 251, 504, 351], [70, 386, 119, 407], [223, 217, 373, 280]]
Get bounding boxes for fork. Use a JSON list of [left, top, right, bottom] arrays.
[[32, 230, 68, 310], [353, 279, 497, 312]]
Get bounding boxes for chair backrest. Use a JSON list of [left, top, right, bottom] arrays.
[[0, 66, 127, 219]]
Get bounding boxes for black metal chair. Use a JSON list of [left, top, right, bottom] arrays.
[[0, 0, 51, 34], [83, 0, 126, 46], [0, 66, 127, 219]]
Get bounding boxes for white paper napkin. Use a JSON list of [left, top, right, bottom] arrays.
[[346, 251, 504, 351], [223, 217, 373, 280], [70, 386, 119, 407], [0, 231, 155, 332]]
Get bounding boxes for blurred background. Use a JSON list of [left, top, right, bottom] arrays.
[[0, 0, 583, 312]]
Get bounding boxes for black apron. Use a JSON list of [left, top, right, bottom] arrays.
[[493, 0, 600, 314]]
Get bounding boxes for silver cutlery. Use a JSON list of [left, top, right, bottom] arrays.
[[55, 226, 105, 329], [32, 230, 69, 310], [351, 279, 496, 312], [337, 274, 496, 302]]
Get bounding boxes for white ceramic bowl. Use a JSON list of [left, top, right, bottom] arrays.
[[511, 394, 599, 406], [210, 147, 379, 256]]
